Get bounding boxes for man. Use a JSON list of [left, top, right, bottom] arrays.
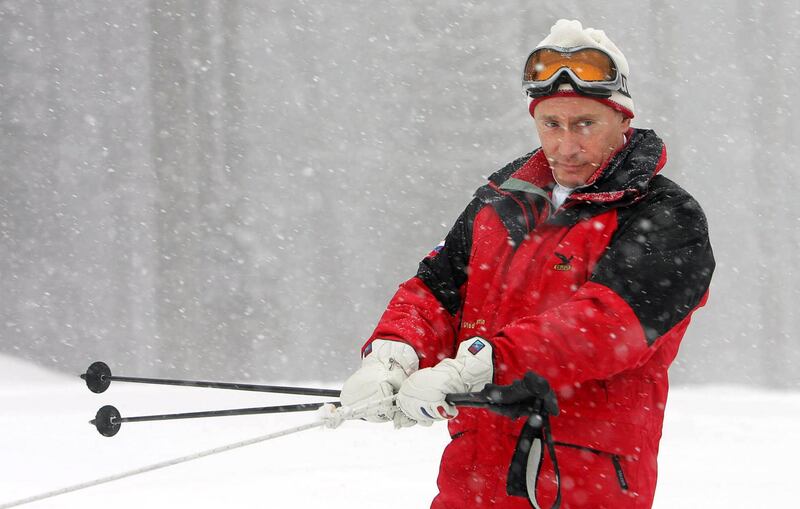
[[340, 19, 714, 509]]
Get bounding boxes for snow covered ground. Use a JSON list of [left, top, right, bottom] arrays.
[[1, 355, 798, 508]]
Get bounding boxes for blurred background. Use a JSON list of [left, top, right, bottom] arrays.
[[1, 0, 798, 387]]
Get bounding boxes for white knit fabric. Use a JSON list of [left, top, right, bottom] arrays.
[[534, 19, 635, 117]]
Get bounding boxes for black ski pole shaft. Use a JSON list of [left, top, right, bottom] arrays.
[[102, 375, 341, 397], [81, 361, 340, 398], [91, 402, 340, 437], [118, 402, 335, 422]]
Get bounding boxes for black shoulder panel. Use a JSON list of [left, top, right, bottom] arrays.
[[477, 150, 552, 247], [416, 196, 482, 315], [475, 185, 536, 247], [590, 176, 716, 344], [416, 150, 548, 314]]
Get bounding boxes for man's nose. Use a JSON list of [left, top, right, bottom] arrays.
[[557, 130, 581, 158]]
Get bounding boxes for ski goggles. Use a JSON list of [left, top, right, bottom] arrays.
[[522, 46, 629, 99]]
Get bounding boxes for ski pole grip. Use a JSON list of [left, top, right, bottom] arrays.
[[445, 392, 490, 408], [445, 371, 559, 419]]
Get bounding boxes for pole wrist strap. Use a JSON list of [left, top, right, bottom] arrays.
[[507, 414, 561, 509]]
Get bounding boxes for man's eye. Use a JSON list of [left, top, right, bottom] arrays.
[[577, 120, 594, 128]]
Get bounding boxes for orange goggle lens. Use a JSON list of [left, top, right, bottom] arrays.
[[523, 47, 617, 83]]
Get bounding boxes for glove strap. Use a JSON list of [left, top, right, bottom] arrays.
[[507, 414, 560, 509]]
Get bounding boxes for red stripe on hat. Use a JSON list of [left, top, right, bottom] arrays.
[[529, 90, 634, 119]]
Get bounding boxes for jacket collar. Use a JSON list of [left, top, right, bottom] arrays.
[[508, 128, 667, 207]]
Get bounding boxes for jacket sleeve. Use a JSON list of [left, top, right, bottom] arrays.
[[364, 197, 482, 367], [490, 185, 715, 392]]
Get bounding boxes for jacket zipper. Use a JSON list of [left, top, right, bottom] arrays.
[[554, 441, 629, 491]]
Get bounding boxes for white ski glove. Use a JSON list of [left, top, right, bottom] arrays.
[[397, 338, 494, 424], [340, 339, 419, 428]]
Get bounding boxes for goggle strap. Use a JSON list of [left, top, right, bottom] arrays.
[[525, 70, 616, 99]]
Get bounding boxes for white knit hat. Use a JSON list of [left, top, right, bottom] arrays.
[[528, 19, 635, 118]]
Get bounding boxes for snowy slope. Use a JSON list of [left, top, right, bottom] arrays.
[[0, 355, 797, 508]]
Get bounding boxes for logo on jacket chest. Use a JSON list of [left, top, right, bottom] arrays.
[[462, 318, 486, 331], [553, 252, 574, 271]]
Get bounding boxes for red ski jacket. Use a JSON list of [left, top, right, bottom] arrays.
[[365, 129, 715, 508]]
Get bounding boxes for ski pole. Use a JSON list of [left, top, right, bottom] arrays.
[[91, 402, 340, 437], [0, 420, 328, 509], [0, 398, 391, 508], [91, 393, 401, 436], [445, 392, 492, 407], [81, 361, 340, 397]]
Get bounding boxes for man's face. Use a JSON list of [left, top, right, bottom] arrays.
[[533, 96, 631, 188]]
